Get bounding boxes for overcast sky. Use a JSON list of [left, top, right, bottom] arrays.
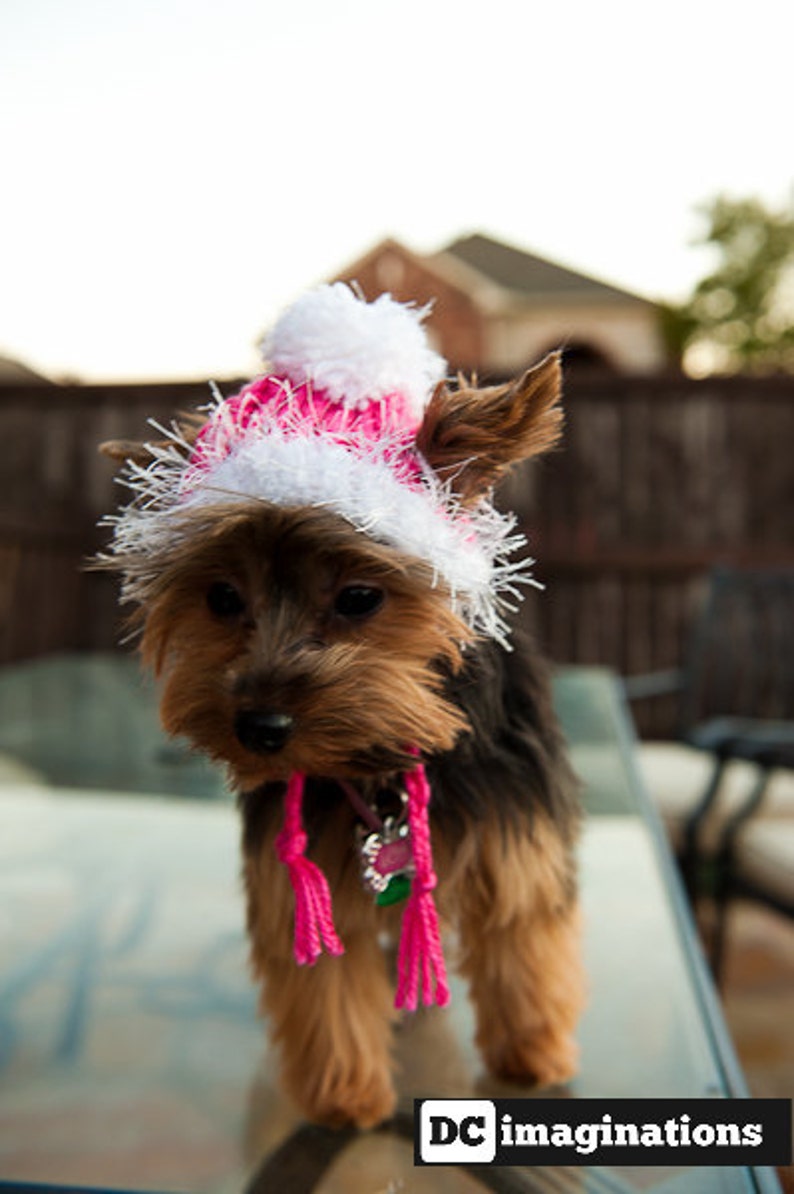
[[2, 0, 792, 381]]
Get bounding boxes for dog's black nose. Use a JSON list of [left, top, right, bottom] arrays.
[[234, 710, 295, 755]]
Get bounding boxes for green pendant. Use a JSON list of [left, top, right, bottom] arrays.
[[375, 873, 412, 907]]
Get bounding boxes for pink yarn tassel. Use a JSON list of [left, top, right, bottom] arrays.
[[275, 773, 344, 966], [395, 759, 450, 1011]]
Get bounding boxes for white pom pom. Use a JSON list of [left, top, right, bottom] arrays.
[[260, 283, 447, 416]]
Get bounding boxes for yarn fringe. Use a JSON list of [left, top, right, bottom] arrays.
[[276, 763, 449, 1010], [394, 760, 450, 1010], [275, 773, 344, 966]]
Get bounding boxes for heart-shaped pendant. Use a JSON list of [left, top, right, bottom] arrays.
[[356, 790, 414, 905]]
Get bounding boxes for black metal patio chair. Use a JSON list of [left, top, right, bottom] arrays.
[[625, 566, 794, 975]]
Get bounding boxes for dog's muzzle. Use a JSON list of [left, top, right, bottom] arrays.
[[234, 710, 295, 754]]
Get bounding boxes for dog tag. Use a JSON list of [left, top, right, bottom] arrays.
[[376, 871, 412, 907], [357, 817, 414, 906]]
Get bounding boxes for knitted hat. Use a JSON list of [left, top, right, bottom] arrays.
[[111, 282, 535, 645]]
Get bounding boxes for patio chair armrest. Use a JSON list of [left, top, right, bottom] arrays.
[[687, 719, 794, 768]]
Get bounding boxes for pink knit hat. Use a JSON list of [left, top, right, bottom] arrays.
[[114, 283, 534, 647], [109, 283, 539, 1010]]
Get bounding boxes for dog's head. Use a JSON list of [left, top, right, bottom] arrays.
[[100, 287, 562, 789]]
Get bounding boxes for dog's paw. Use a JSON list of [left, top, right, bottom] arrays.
[[296, 1068, 397, 1130], [484, 1030, 579, 1090]]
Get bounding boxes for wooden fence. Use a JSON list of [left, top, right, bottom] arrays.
[[1, 372, 792, 737]]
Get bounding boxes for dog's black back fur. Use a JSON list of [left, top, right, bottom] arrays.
[[427, 628, 579, 842]]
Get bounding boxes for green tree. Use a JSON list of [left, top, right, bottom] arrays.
[[663, 195, 794, 374]]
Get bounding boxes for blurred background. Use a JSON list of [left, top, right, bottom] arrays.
[[1, 0, 792, 1173]]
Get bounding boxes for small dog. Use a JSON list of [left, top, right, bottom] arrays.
[[100, 284, 584, 1128]]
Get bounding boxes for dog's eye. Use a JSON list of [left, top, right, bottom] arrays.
[[334, 585, 385, 620], [207, 581, 245, 619]]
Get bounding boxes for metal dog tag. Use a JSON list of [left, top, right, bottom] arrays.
[[356, 791, 414, 906]]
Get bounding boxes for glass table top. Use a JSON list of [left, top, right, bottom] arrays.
[[0, 654, 781, 1193]]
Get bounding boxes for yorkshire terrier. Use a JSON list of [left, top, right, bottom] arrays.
[[100, 284, 584, 1129]]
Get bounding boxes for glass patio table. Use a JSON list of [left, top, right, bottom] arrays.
[[0, 654, 782, 1193]]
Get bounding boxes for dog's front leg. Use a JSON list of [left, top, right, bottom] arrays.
[[450, 815, 585, 1089], [244, 843, 397, 1128]]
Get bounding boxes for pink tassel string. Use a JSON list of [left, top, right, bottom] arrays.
[[275, 763, 448, 1009], [395, 759, 450, 1011], [275, 773, 344, 966]]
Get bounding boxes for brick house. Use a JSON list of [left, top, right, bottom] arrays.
[[332, 233, 668, 376]]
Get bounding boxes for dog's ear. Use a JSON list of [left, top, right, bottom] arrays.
[[99, 413, 204, 466], [415, 352, 563, 504], [99, 438, 162, 465]]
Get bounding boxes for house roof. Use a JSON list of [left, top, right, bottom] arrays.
[[441, 233, 654, 307], [333, 236, 485, 305]]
